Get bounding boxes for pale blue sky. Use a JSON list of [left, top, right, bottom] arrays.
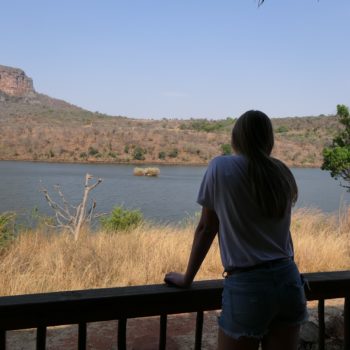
[[1, 0, 349, 119]]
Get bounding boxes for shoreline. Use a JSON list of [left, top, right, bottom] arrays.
[[0, 157, 322, 169]]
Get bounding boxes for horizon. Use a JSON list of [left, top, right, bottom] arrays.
[[1, 1, 349, 119]]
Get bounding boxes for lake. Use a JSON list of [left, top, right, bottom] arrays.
[[0, 161, 349, 225]]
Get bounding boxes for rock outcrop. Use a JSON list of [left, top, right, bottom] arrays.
[[299, 306, 345, 350], [0, 64, 35, 97]]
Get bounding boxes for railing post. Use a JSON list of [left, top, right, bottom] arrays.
[[78, 322, 87, 350], [36, 326, 46, 350], [159, 314, 167, 350], [0, 330, 5, 350], [318, 299, 325, 350], [118, 318, 127, 350], [344, 296, 350, 350], [195, 311, 204, 350]]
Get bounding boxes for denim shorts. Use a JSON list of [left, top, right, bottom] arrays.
[[218, 259, 308, 340]]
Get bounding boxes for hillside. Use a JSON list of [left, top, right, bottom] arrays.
[[0, 65, 342, 167]]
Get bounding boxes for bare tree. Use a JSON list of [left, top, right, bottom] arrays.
[[41, 173, 102, 240]]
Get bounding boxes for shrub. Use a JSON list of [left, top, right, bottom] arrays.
[[133, 167, 160, 176], [133, 167, 145, 176], [221, 143, 232, 155], [168, 148, 179, 158], [108, 151, 117, 158], [158, 151, 166, 160], [133, 146, 146, 160], [88, 146, 99, 156], [0, 212, 16, 250], [101, 206, 143, 232], [179, 117, 235, 133], [144, 167, 160, 176], [276, 126, 289, 133]]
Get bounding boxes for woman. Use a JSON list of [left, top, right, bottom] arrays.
[[164, 110, 308, 350]]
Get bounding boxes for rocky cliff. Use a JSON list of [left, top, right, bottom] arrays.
[[0, 64, 81, 109], [0, 64, 35, 97]]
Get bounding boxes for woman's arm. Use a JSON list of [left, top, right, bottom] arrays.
[[164, 206, 219, 288]]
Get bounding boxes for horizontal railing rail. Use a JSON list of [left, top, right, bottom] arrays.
[[0, 270, 350, 350]]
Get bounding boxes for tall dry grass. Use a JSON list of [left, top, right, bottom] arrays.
[[0, 208, 349, 296], [292, 207, 350, 272]]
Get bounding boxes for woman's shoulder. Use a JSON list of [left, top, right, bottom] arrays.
[[206, 155, 248, 179], [210, 154, 247, 168]]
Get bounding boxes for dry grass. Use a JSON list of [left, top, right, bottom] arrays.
[[292, 207, 350, 273], [133, 167, 160, 176], [0, 208, 349, 296], [133, 167, 146, 176]]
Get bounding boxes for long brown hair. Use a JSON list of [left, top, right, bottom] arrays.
[[231, 110, 298, 218]]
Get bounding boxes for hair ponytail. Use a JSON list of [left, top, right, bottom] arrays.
[[232, 110, 298, 218]]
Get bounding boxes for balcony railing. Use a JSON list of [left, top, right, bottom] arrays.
[[0, 270, 350, 350]]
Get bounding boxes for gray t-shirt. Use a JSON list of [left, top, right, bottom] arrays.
[[197, 155, 294, 270]]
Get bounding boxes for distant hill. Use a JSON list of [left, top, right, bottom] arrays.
[[0, 65, 342, 167]]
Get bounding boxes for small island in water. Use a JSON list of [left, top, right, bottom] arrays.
[[133, 167, 160, 177]]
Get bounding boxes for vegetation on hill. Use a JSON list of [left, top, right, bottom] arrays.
[[0, 93, 343, 167]]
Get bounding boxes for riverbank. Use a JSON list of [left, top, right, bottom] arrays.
[[0, 157, 209, 167], [0, 208, 349, 296], [0, 156, 322, 168]]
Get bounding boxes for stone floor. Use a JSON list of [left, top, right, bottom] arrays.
[[6, 311, 220, 350], [5, 302, 345, 350]]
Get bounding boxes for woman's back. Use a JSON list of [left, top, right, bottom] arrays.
[[165, 110, 307, 350], [197, 154, 294, 269]]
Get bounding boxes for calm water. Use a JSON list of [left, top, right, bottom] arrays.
[[0, 161, 349, 224]]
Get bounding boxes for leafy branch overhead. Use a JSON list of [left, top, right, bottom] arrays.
[[41, 173, 103, 240], [322, 105, 350, 191]]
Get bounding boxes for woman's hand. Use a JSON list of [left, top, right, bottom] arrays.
[[164, 272, 191, 288]]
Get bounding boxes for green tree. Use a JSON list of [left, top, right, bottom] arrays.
[[321, 104, 350, 191], [158, 151, 166, 160], [133, 146, 146, 160]]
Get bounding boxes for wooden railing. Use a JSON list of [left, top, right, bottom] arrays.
[[0, 270, 350, 350]]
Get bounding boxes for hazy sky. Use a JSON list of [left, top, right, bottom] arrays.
[[1, 0, 349, 119]]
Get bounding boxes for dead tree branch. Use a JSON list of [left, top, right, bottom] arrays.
[[41, 173, 103, 240]]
